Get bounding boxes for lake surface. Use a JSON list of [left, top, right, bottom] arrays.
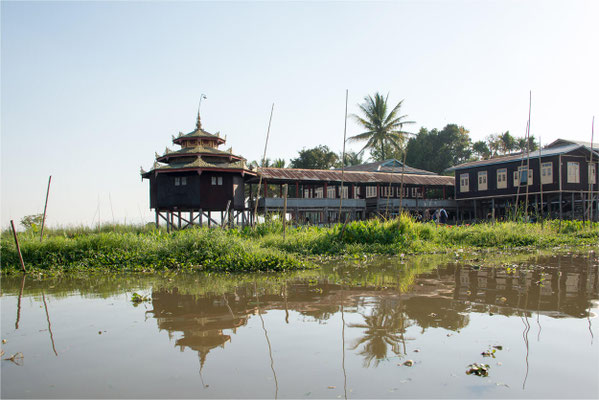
[[1, 251, 598, 398]]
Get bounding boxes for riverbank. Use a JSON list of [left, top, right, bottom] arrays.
[[1, 216, 597, 274]]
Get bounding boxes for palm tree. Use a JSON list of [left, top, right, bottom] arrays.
[[349, 92, 415, 160]]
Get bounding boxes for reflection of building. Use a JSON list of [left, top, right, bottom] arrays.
[[146, 253, 598, 370], [149, 288, 254, 367]]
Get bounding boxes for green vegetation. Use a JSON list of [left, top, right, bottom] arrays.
[[1, 226, 312, 274], [1, 215, 597, 274]]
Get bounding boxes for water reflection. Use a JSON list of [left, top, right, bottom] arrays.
[[141, 252, 597, 371], [2, 251, 597, 398]]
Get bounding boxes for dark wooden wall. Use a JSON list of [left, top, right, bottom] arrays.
[[454, 149, 598, 200], [149, 172, 247, 211]]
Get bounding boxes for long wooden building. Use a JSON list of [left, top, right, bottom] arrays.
[[248, 159, 455, 224], [447, 139, 598, 221]]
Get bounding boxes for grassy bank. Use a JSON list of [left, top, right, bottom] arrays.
[[1, 216, 597, 274], [0, 227, 312, 274], [247, 216, 599, 255]]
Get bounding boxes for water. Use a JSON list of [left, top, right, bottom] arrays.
[[1, 251, 598, 398]]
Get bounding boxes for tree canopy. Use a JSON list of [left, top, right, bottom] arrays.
[[349, 92, 415, 161], [405, 125, 472, 173], [289, 145, 339, 169]]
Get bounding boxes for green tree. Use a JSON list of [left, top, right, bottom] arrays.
[[405, 124, 472, 173], [20, 213, 43, 231], [517, 136, 538, 152], [336, 150, 364, 168], [289, 145, 339, 169], [272, 158, 286, 168], [472, 140, 491, 159], [499, 131, 517, 154], [349, 92, 415, 161]]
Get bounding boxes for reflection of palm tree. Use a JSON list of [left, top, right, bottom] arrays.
[[349, 300, 411, 367]]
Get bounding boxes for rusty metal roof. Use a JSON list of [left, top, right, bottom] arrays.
[[446, 143, 599, 172], [251, 167, 454, 186], [342, 159, 436, 175]]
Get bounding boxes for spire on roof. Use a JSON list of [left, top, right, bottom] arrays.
[[196, 94, 207, 130]]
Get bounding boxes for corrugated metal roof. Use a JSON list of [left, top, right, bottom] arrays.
[[446, 144, 599, 172], [342, 159, 436, 175], [253, 167, 454, 186]]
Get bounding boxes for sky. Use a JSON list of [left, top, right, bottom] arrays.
[[1, 0, 598, 228]]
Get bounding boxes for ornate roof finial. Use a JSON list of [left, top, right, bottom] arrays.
[[196, 94, 207, 130]]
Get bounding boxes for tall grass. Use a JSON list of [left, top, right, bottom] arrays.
[[2, 215, 596, 274], [1, 227, 311, 274]]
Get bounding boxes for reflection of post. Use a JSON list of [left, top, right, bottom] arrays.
[[255, 282, 278, 399], [586, 257, 594, 344], [42, 291, 58, 356], [284, 282, 289, 324], [521, 314, 530, 390], [15, 274, 26, 329], [341, 288, 348, 400]]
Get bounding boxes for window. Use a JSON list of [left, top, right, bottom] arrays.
[[514, 166, 533, 186], [497, 168, 507, 189], [541, 162, 553, 184], [460, 173, 469, 193], [478, 171, 488, 191], [175, 177, 181, 186], [327, 187, 336, 198], [567, 162, 580, 183], [304, 189, 311, 198], [211, 176, 223, 186], [340, 186, 349, 199], [589, 164, 596, 185], [211, 176, 216, 185], [315, 188, 324, 198], [218, 177, 223, 185], [181, 176, 187, 186], [366, 186, 377, 198], [354, 186, 360, 199], [411, 187, 422, 198]]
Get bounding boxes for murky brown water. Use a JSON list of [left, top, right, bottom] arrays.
[[1, 251, 598, 398]]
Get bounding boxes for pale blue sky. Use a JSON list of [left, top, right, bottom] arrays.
[[1, 0, 598, 228]]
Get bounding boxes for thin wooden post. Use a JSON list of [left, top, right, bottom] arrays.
[[524, 91, 532, 221], [587, 116, 595, 224], [539, 137, 544, 223], [253, 103, 275, 227], [283, 184, 288, 240], [338, 89, 348, 223], [10, 220, 26, 273], [40, 175, 52, 242]]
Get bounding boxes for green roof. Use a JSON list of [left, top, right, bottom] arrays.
[[158, 145, 245, 160], [143, 157, 255, 175]]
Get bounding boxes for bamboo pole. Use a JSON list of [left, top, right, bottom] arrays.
[[399, 147, 407, 212], [588, 116, 595, 224], [338, 90, 348, 223], [253, 104, 275, 227], [282, 184, 288, 240], [10, 220, 26, 273], [524, 91, 532, 220], [40, 175, 52, 242], [514, 120, 529, 221], [538, 137, 544, 224]]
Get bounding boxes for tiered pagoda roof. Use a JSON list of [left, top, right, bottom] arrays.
[[141, 112, 256, 178]]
